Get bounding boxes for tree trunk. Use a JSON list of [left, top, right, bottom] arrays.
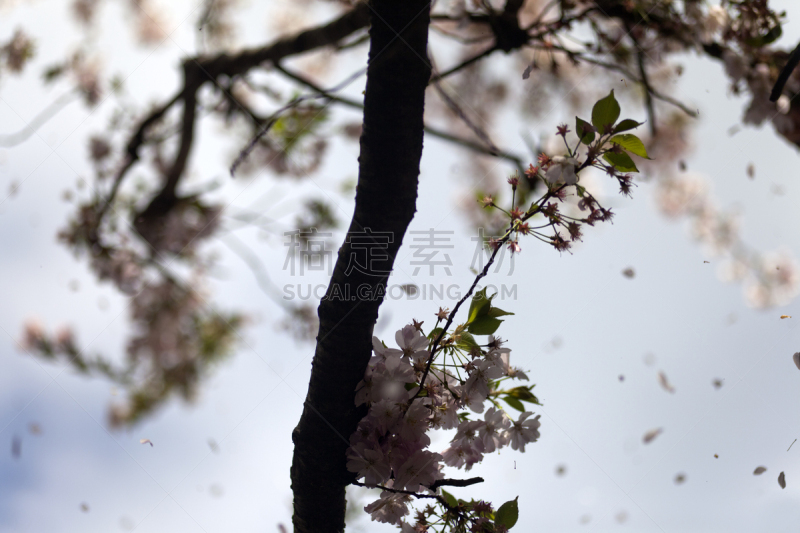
[[290, 1, 432, 532]]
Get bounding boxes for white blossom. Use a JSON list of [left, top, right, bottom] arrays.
[[777, 94, 791, 115], [544, 156, 580, 185]]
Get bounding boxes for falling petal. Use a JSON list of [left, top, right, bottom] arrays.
[[658, 371, 676, 393], [779, 471, 786, 489], [781, 315, 791, 319], [753, 466, 767, 475], [11, 436, 21, 459], [400, 284, 418, 297], [643, 428, 662, 444], [714, 454, 719, 458], [139, 439, 153, 447], [522, 63, 534, 80], [793, 353, 800, 371]]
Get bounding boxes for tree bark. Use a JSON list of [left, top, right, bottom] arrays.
[[290, 1, 432, 532]]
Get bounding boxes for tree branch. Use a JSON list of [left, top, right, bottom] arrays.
[[273, 63, 526, 170], [290, 2, 432, 532]]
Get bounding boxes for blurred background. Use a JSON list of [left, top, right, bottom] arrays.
[[1, 0, 800, 531]]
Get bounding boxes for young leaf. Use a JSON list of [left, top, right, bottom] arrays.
[[495, 497, 519, 529], [575, 117, 595, 144], [609, 134, 650, 159], [428, 327, 444, 341], [603, 152, 639, 173], [487, 307, 515, 318], [456, 331, 479, 350], [591, 90, 620, 134], [504, 396, 525, 412], [613, 119, 643, 133], [507, 386, 541, 404], [467, 287, 492, 324], [441, 490, 458, 508], [467, 316, 503, 336]]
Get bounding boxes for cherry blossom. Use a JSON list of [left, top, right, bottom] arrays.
[[479, 407, 511, 453], [506, 412, 542, 452], [364, 489, 412, 525], [544, 155, 580, 185], [347, 320, 538, 526]]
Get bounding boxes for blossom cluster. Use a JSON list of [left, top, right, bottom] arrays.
[[347, 324, 539, 528]]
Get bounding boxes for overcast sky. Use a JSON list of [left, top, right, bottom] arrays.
[[1, 1, 800, 532]]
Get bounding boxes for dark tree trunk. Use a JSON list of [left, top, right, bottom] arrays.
[[290, 1, 432, 532]]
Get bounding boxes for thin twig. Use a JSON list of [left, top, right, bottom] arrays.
[[274, 64, 526, 172]]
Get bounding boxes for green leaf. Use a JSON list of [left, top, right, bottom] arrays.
[[745, 20, 782, 47], [613, 119, 643, 133], [456, 331, 479, 350], [507, 386, 541, 405], [575, 116, 595, 144], [609, 134, 650, 159], [603, 152, 639, 173], [428, 327, 444, 341], [487, 307, 515, 318], [591, 90, 620, 134], [504, 396, 525, 412], [441, 490, 458, 508], [495, 497, 519, 529], [467, 316, 503, 336], [467, 287, 493, 324]]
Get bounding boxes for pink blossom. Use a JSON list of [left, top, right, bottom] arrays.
[[544, 155, 579, 185], [372, 357, 415, 402], [451, 419, 486, 454], [479, 407, 511, 452], [505, 412, 541, 452], [346, 442, 391, 487], [464, 359, 504, 399], [395, 401, 431, 441], [442, 442, 483, 470], [393, 449, 443, 490], [371, 399, 402, 433], [365, 490, 412, 525], [372, 335, 402, 363], [396, 324, 430, 364]]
